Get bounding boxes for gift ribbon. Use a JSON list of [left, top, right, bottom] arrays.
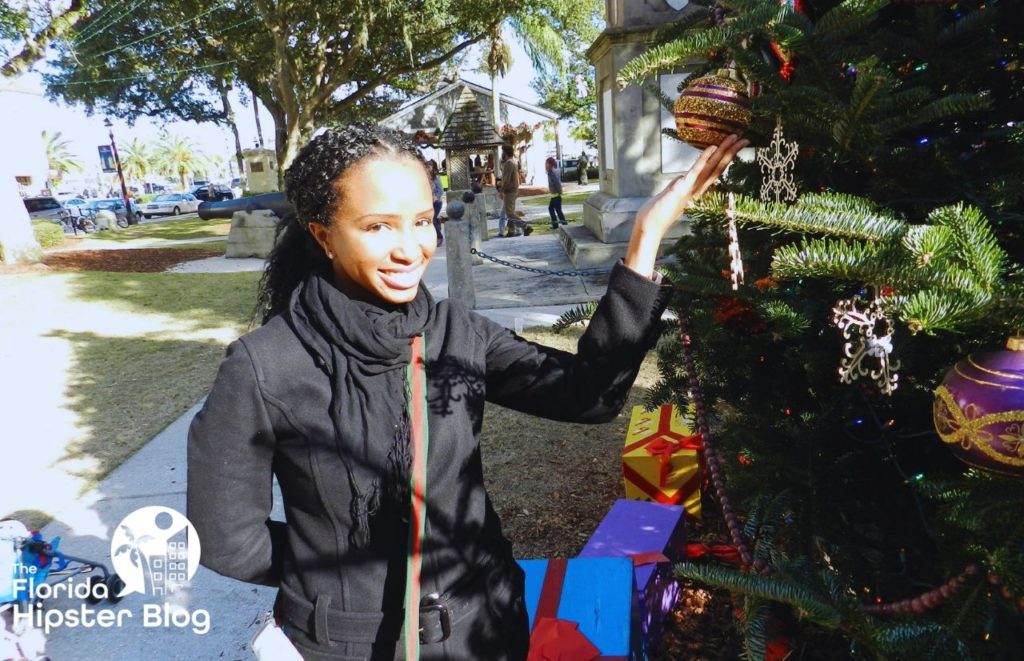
[[623, 406, 703, 454], [527, 559, 631, 660], [629, 551, 670, 567], [621, 461, 702, 509], [685, 543, 742, 565], [643, 436, 703, 487], [528, 617, 601, 661]]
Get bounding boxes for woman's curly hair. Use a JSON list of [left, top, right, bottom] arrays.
[[255, 124, 429, 323]]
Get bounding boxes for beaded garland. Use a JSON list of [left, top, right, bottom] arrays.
[[673, 71, 752, 149]]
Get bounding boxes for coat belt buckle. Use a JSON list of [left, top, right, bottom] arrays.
[[419, 592, 452, 644]]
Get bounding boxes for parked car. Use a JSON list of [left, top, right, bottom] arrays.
[[23, 196, 65, 221], [84, 198, 141, 224], [142, 193, 200, 218], [557, 157, 598, 183], [62, 198, 89, 216], [557, 158, 580, 182], [191, 184, 234, 202]]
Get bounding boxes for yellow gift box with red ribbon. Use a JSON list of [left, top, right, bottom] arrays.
[[622, 404, 703, 518]]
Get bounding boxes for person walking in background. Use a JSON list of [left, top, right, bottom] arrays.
[[482, 152, 496, 187], [429, 160, 444, 246], [577, 151, 589, 186], [545, 157, 567, 230], [497, 145, 531, 237]]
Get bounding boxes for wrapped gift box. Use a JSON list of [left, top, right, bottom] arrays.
[[518, 557, 637, 660], [580, 499, 686, 659], [622, 404, 702, 518]]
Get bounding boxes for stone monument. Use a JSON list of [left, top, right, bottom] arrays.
[[564, 0, 705, 268], [242, 148, 280, 193]]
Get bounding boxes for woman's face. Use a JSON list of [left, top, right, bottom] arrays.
[[309, 154, 436, 305]]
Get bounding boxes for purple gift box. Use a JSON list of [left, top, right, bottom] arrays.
[[580, 499, 686, 658]]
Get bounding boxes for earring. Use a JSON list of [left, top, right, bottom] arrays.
[[326, 251, 334, 260]]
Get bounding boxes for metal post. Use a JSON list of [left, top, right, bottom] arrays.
[[105, 118, 134, 224], [443, 199, 475, 309]]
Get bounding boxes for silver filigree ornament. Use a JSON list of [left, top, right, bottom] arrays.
[[757, 117, 799, 203], [831, 297, 901, 395]]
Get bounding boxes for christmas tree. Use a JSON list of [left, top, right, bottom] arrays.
[[603, 1, 1024, 658]]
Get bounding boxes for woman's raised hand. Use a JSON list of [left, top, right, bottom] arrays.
[[624, 134, 750, 277]]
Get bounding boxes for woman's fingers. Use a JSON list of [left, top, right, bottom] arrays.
[[694, 137, 749, 198], [636, 135, 750, 233]]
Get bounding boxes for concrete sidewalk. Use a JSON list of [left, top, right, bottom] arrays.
[[28, 229, 609, 660]]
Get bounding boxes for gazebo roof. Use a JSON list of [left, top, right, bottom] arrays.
[[437, 86, 504, 150], [380, 78, 556, 139]]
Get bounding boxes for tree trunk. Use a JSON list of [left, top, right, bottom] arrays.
[[0, 130, 42, 263], [219, 87, 245, 179], [0, 180, 42, 264], [270, 105, 288, 190], [251, 84, 265, 148], [491, 71, 501, 130]]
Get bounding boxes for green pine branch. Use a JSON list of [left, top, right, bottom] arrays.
[[551, 301, 598, 332], [674, 562, 843, 627], [617, 1, 780, 86], [691, 193, 906, 242], [743, 596, 772, 661], [812, 0, 890, 42]]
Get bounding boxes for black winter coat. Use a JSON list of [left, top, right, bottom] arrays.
[[187, 262, 671, 660]]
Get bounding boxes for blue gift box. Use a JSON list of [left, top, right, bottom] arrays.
[[518, 556, 637, 659], [579, 499, 687, 658]]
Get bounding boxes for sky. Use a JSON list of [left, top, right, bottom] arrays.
[[0, 34, 547, 193]]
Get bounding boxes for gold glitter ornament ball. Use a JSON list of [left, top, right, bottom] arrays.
[[674, 70, 753, 150]]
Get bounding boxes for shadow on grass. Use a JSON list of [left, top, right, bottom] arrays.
[[86, 218, 230, 243], [66, 270, 263, 331], [46, 329, 232, 487]]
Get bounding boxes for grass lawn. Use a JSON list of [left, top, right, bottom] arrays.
[[80, 217, 231, 244], [3, 270, 260, 529], [519, 191, 591, 207], [486, 211, 583, 238]]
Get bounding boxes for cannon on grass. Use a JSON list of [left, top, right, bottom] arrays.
[[197, 192, 295, 221], [198, 193, 294, 258]]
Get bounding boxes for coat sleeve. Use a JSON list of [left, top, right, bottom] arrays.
[[187, 338, 285, 587], [480, 261, 672, 423]]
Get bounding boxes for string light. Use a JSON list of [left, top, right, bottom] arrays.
[[51, 59, 241, 86], [90, 0, 245, 61]]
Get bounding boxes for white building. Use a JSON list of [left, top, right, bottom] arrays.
[[380, 78, 559, 188]]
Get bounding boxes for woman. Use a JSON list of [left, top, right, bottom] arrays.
[[187, 125, 747, 660]]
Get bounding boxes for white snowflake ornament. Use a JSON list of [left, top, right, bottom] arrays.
[[831, 296, 901, 395]]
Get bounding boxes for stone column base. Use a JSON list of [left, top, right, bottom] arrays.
[[582, 192, 690, 244], [226, 209, 278, 258]]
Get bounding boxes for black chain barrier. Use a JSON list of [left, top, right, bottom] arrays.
[[458, 196, 612, 278]]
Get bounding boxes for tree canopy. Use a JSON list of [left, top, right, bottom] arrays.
[[44, 0, 595, 179]]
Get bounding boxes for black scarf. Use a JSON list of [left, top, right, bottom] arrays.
[[285, 272, 434, 549]]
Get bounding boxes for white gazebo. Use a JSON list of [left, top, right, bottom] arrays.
[[380, 78, 559, 188]]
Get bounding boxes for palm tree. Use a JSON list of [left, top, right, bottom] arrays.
[[152, 134, 210, 191], [119, 138, 154, 185], [42, 130, 83, 188], [484, 14, 568, 129]]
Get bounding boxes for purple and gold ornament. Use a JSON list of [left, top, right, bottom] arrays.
[[933, 337, 1024, 477], [673, 70, 752, 150]]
